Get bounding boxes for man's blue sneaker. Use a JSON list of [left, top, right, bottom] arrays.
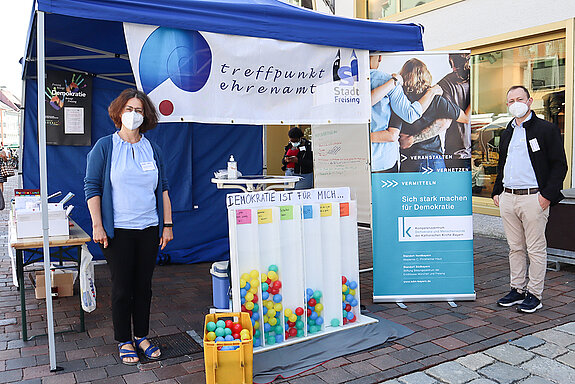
[[497, 288, 526, 307], [518, 292, 542, 313]]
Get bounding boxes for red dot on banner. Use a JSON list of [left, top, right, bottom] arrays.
[[159, 100, 174, 116]]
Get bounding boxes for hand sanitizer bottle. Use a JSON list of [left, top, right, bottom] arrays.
[[227, 155, 238, 179]]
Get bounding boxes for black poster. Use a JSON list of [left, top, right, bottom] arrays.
[[45, 71, 92, 146]]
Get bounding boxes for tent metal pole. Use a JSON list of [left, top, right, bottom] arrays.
[[18, 63, 26, 189], [36, 10, 60, 372]]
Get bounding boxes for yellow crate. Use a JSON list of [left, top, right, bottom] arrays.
[[204, 312, 253, 384]]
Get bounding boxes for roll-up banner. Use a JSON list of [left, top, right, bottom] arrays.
[[123, 23, 370, 125], [369, 51, 475, 302]]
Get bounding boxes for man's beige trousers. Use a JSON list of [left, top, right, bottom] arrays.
[[499, 191, 549, 299]]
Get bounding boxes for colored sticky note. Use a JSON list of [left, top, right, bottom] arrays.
[[303, 205, 313, 219], [320, 203, 332, 217], [340, 202, 349, 217], [236, 209, 252, 225], [257, 209, 273, 224], [280, 206, 293, 221]]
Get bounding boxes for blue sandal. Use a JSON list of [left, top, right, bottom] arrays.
[[118, 341, 139, 366], [134, 336, 161, 359]]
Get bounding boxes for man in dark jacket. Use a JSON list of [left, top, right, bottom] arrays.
[[281, 127, 313, 189], [492, 85, 567, 313]]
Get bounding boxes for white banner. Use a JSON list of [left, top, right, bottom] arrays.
[[124, 24, 370, 125]]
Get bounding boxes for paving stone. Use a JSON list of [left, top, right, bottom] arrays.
[[533, 329, 575, 348], [316, 366, 356, 384], [123, 370, 158, 384], [521, 356, 575, 383], [0, 369, 23, 383], [85, 354, 118, 369], [556, 351, 575, 369], [342, 361, 380, 377], [510, 335, 545, 350], [456, 353, 494, 370], [531, 342, 569, 358], [467, 380, 498, 384], [555, 322, 575, 336], [74, 367, 108, 383], [378, 380, 401, 384], [41, 372, 77, 384], [477, 362, 529, 384], [483, 344, 534, 365], [519, 376, 556, 384], [425, 361, 479, 384], [5, 356, 36, 370], [397, 371, 438, 384]]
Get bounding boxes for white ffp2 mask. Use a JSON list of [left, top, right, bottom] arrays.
[[121, 111, 144, 130], [508, 102, 529, 118]]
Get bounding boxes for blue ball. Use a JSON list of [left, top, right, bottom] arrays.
[[241, 297, 246, 304], [275, 334, 283, 343], [347, 311, 354, 320], [252, 312, 260, 321], [215, 336, 225, 342], [306, 288, 314, 296], [342, 302, 346, 310], [262, 291, 269, 300], [263, 306, 268, 315], [251, 318, 255, 326], [240, 288, 247, 297], [273, 294, 282, 303], [346, 294, 354, 302], [245, 282, 251, 291], [264, 323, 271, 332], [254, 339, 261, 348], [225, 335, 234, 341], [285, 323, 289, 331], [316, 316, 324, 325], [310, 311, 318, 320], [351, 299, 358, 307], [349, 281, 358, 290]]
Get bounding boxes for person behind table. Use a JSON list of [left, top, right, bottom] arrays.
[[391, 58, 469, 173], [0, 148, 8, 192], [281, 127, 313, 189], [84, 88, 174, 365], [369, 53, 442, 173], [493, 85, 567, 313]]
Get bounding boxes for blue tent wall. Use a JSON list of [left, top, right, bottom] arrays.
[[23, 77, 263, 263]]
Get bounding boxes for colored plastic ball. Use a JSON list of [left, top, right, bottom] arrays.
[[310, 311, 318, 320], [268, 308, 276, 318], [273, 280, 282, 289], [284, 308, 293, 317], [224, 328, 232, 336], [232, 333, 240, 340], [315, 303, 323, 313], [308, 319, 315, 326], [254, 321, 260, 330], [306, 288, 314, 296], [254, 339, 261, 347], [239, 279, 247, 288], [216, 320, 226, 328], [261, 282, 269, 292], [331, 318, 340, 327], [342, 276, 347, 284], [268, 270, 278, 281], [269, 317, 277, 326], [267, 337, 276, 345], [295, 320, 304, 329], [241, 273, 250, 282], [240, 288, 247, 297], [249, 269, 258, 278], [349, 289, 356, 296], [288, 327, 297, 337], [313, 290, 322, 299], [252, 312, 260, 321], [347, 311, 355, 320], [316, 316, 324, 325], [245, 282, 251, 291], [249, 287, 258, 294], [307, 308, 312, 317], [225, 319, 233, 328], [254, 329, 261, 338], [241, 333, 251, 341], [343, 318, 348, 325], [308, 298, 317, 307], [261, 273, 268, 282], [225, 335, 234, 341], [232, 323, 243, 333], [264, 323, 271, 332], [345, 304, 351, 312], [295, 307, 304, 316], [206, 322, 217, 332], [342, 284, 349, 293], [245, 292, 254, 302], [273, 294, 282, 303], [265, 301, 274, 309], [346, 294, 354, 302], [240, 328, 250, 336], [275, 334, 283, 343], [351, 299, 358, 307], [297, 329, 304, 337], [269, 287, 279, 295], [215, 336, 225, 342], [274, 325, 283, 334], [349, 315, 357, 323], [253, 303, 259, 312], [268, 264, 278, 272], [206, 331, 216, 341], [241, 298, 246, 305], [262, 291, 269, 300], [349, 281, 358, 290], [215, 328, 225, 337], [272, 301, 281, 311], [245, 302, 254, 311], [342, 310, 348, 318], [288, 314, 297, 323]]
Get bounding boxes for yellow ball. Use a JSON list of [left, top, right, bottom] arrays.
[[207, 332, 216, 341], [267, 309, 276, 318], [261, 273, 268, 282], [284, 309, 293, 317], [245, 292, 254, 302], [342, 294, 346, 302], [288, 314, 297, 323], [269, 317, 277, 326], [239, 279, 246, 288], [241, 273, 250, 282], [265, 301, 274, 309], [250, 269, 259, 279], [245, 301, 254, 311], [241, 332, 251, 341], [250, 279, 259, 289], [262, 314, 268, 322], [349, 289, 356, 296], [249, 287, 258, 294], [274, 303, 282, 312], [315, 303, 324, 312], [342, 284, 348, 293], [254, 321, 260, 330], [268, 270, 278, 281]]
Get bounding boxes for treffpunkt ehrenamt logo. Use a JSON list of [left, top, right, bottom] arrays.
[[139, 28, 212, 116]]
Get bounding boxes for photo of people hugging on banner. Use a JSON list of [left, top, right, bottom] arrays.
[[369, 52, 471, 173]]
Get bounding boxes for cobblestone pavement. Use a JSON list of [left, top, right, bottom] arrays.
[[1, 175, 575, 383]]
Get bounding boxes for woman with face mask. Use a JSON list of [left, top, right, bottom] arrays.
[[84, 88, 173, 365], [281, 127, 314, 189]]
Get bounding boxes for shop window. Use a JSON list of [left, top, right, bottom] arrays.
[[470, 38, 565, 198], [366, 0, 449, 19], [400, 0, 433, 11]]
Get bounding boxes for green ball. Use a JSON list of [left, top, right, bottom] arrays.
[[310, 325, 319, 333], [253, 303, 259, 312], [224, 328, 232, 336], [254, 329, 261, 338], [216, 320, 226, 328], [308, 319, 315, 326], [331, 318, 340, 327], [261, 282, 269, 291], [268, 264, 278, 272], [267, 337, 276, 345], [296, 329, 304, 337], [275, 325, 283, 334], [342, 310, 348, 318], [295, 320, 304, 330], [206, 321, 217, 332], [313, 290, 322, 299], [215, 327, 225, 337]]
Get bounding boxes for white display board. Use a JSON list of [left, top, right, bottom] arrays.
[[227, 188, 371, 350], [312, 124, 371, 224]]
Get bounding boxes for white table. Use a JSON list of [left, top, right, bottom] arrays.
[[211, 175, 301, 193]]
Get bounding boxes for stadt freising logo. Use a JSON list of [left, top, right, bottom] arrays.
[[332, 49, 360, 104]]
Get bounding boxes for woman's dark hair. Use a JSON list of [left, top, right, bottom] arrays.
[[400, 58, 432, 100], [288, 127, 304, 139], [108, 88, 158, 133]]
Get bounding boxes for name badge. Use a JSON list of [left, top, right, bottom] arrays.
[[141, 161, 156, 171], [299, 146, 306, 151], [529, 138, 540, 152]]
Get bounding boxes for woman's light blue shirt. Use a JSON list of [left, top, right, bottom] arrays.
[[111, 132, 158, 229], [370, 69, 423, 171]]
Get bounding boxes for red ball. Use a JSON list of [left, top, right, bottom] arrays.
[[232, 333, 240, 340], [308, 298, 316, 307], [225, 320, 233, 329], [288, 328, 297, 336], [345, 304, 351, 312], [307, 308, 312, 317], [266, 278, 272, 285], [349, 315, 357, 323], [285, 331, 290, 339], [295, 307, 304, 316], [247, 310, 252, 317], [270, 288, 279, 295], [288, 321, 296, 327], [343, 318, 348, 325], [342, 276, 347, 284], [252, 294, 258, 303], [273, 281, 282, 289], [241, 305, 247, 312], [232, 323, 243, 333]]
